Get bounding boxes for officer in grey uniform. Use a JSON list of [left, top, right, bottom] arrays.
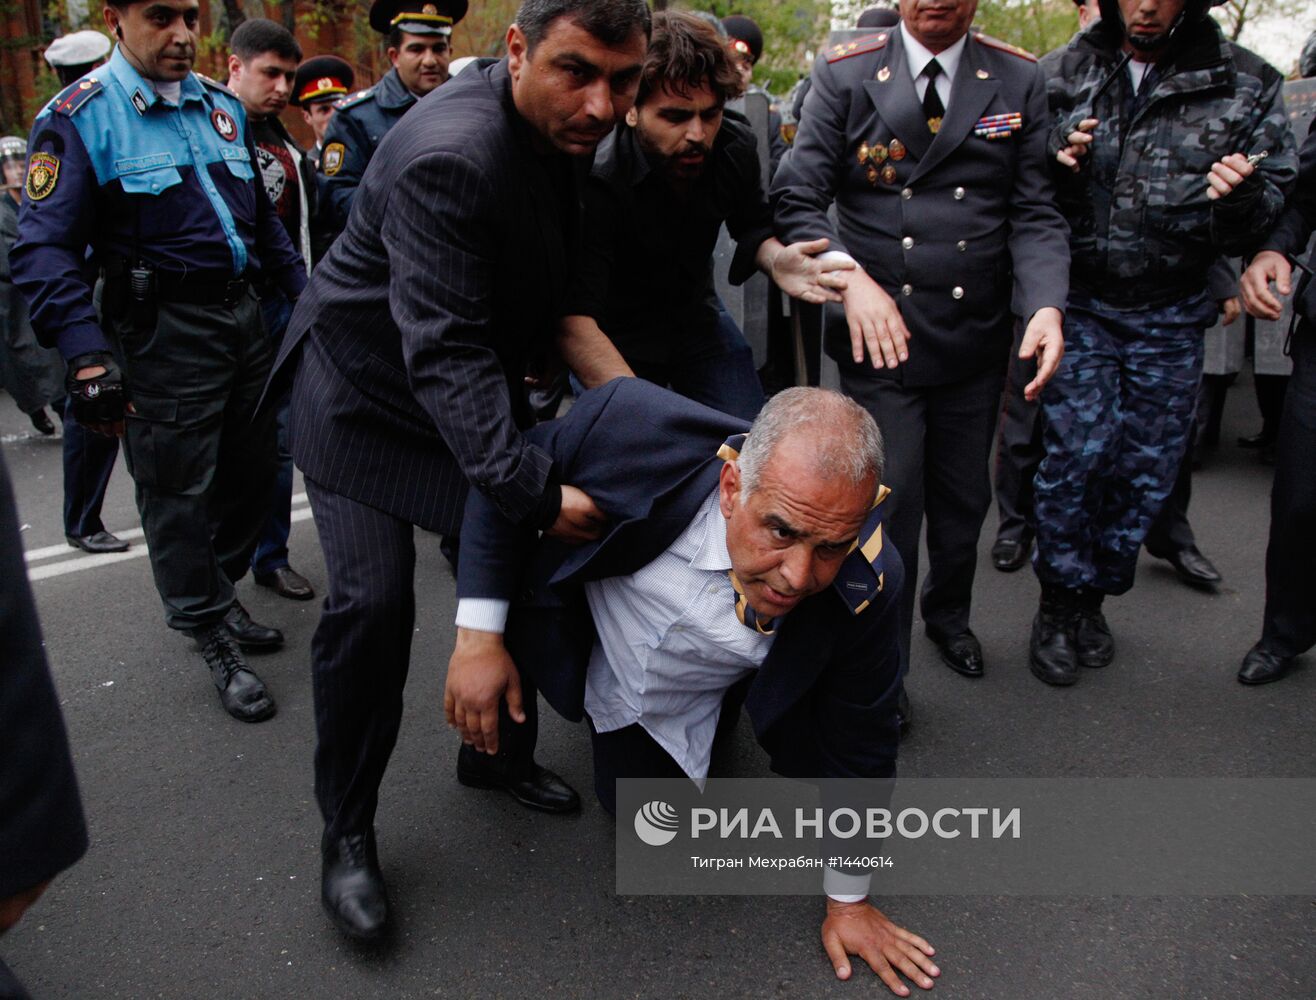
[[319, 0, 466, 231], [772, 0, 1070, 684]]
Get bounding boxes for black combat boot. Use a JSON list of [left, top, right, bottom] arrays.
[[1029, 585, 1081, 686], [1073, 587, 1115, 668]]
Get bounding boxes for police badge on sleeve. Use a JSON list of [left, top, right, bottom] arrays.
[[322, 142, 346, 176], [25, 152, 60, 200], [211, 108, 238, 141]]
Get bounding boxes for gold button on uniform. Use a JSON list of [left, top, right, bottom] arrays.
[[901, 236, 914, 249], [952, 286, 964, 299], [902, 284, 913, 296]]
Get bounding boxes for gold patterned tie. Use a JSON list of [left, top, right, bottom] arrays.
[[728, 569, 777, 635]]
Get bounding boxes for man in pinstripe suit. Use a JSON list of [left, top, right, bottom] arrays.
[[269, 0, 652, 941]]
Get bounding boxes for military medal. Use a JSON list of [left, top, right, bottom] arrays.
[[927, 116, 942, 135], [888, 139, 905, 161], [24, 152, 59, 201], [877, 66, 891, 82], [211, 108, 237, 141], [866, 166, 879, 185], [973, 112, 1023, 140], [880, 163, 897, 184]]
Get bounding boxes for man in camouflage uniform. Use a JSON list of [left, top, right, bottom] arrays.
[[1028, 0, 1296, 685]]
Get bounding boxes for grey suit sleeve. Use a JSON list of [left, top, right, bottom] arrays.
[[383, 150, 553, 525], [1006, 62, 1071, 322], [770, 54, 849, 255]]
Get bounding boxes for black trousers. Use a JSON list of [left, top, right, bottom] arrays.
[[841, 365, 1002, 668], [110, 293, 277, 630], [305, 478, 540, 846], [60, 395, 120, 538], [1259, 320, 1316, 657]]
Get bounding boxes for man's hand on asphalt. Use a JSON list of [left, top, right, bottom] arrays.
[[547, 485, 606, 543], [1206, 152, 1256, 201], [1056, 117, 1098, 172], [821, 899, 939, 995], [1019, 306, 1065, 402], [444, 627, 525, 755], [1240, 250, 1293, 321], [767, 237, 854, 305], [841, 269, 911, 369]]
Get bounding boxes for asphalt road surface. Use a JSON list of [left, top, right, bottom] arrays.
[[2, 376, 1312, 1000]]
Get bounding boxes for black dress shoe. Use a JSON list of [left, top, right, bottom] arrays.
[[28, 408, 56, 435], [255, 565, 315, 601], [322, 832, 388, 941], [456, 744, 581, 814], [897, 687, 911, 739], [1237, 644, 1296, 685], [926, 626, 984, 678], [190, 624, 276, 722], [1029, 591, 1080, 686], [991, 536, 1033, 573], [1236, 431, 1267, 449], [1157, 545, 1222, 589], [223, 601, 284, 650], [66, 530, 130, 553]]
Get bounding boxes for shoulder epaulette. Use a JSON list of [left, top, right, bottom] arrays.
[[826, 31, 891, 64], [49, 76, 103, 117], [973, 32, 1038, 62], [337, 87, 376, 110], [195, 72, 238, 97]]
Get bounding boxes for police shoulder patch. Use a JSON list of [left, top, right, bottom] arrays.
[[322, 142, 346, 176], [195, 72, 238, 97], [49, 76, 103, 117], [25, 151, 60, 201], [973, 32, 1038, 62], [337, 87, 376, 110], [826, 32, 890, 64]]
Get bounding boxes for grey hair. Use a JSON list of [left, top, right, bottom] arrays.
[[515, 0, 652, 52], [737, 388, 883, 501]]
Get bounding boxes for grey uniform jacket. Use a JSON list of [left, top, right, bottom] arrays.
[[772, 28, 1070, 387]]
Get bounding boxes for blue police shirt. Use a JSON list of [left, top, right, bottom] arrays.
[[11, 47, 306, 360]]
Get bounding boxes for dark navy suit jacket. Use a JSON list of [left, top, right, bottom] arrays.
[[458, 379, 904, 780], [273, 59, 573, 533]]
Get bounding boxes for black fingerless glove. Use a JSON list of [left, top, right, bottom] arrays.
[[65, 351, 127, 425]]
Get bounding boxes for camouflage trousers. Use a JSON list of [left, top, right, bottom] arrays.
[[1033, 291, 1216, 595]]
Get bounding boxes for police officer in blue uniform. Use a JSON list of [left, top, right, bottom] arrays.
[[11, 0, 307, 723], [319, 0, 467, 231]]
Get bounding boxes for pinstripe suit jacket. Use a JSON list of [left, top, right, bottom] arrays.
[[458, 379, 905, 781], [273, 59, 572, 533]]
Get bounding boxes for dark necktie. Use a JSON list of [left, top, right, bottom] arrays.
[[923, 58, 945, 134], [728, 570, 777, 636]]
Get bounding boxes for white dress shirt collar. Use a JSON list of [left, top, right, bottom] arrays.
[[899, 21, 967, 88]]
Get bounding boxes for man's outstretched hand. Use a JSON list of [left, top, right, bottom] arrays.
[[444, 628, 524, 754], [821, 899, 939, 995]]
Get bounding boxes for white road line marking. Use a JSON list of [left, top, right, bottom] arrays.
[[24, 493, 310, 565], [28, 506, 315, 582]]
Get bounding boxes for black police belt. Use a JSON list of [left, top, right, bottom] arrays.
[[154, 270, 253, 308]]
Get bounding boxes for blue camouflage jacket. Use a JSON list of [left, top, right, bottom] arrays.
[[1044, 16, 1297, 307]]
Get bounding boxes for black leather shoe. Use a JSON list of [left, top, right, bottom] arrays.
[[190, 624, 276, 722], [29, 408, 56, 435], [66, 530, 130, 554], [991, 536, 1032, 573], [1236, 431, 1267, 449], [1237, 644, 1296, 685], [897, 687, 911, 739], [456, 744, 581, 814], [1073, 591, 1114, 668], [1029, 593, 1080, 686], [926, 626, 984, 678], [1158, 545, 1222, 589], [255, 565, 315, 601], [321, 832, 388, 941], [223, 601, 284, 650]]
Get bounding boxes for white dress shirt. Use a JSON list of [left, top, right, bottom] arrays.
[[584, 487, 773, 781], [900, 21, 966, 110]]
